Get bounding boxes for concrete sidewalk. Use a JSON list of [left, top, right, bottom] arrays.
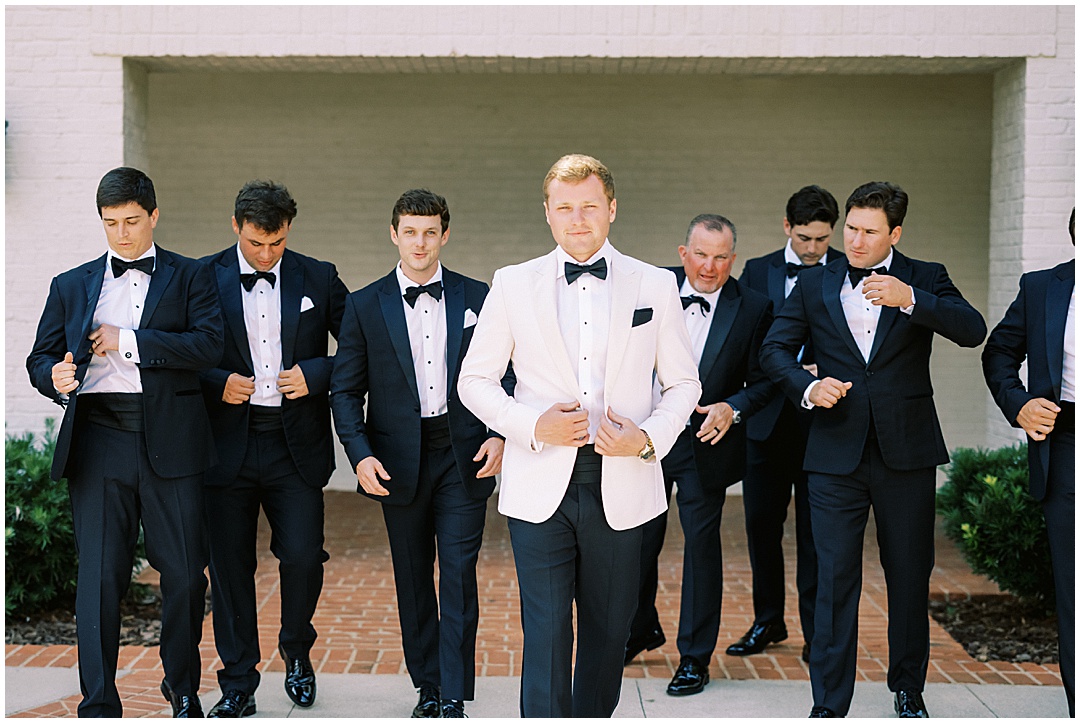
[[5, 669, 1071, 718]]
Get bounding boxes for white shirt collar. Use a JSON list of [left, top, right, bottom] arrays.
[[784, 239, 828, 266], [680, 276, 723, 306], [396, 261, 444, 296], [556, 239, 613, 279], [106, 244, 156, 277]]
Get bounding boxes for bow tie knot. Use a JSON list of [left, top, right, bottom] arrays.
[[240, 270, 277, 292], [564, 257, 608, 284], [786, 261, 817, 278], [111, 256, 155, 278], [403, 281, 443, 307], [681, 295, 711, 313], [847, 264, 889, 287]]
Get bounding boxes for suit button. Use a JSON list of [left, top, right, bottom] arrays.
[[865, 370, 873, 377]]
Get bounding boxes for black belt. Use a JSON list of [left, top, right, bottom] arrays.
[[249, 404, 284, 433], [81, 392, 143, 432], [421, 414, 452, 450], [569, 444, 602, 484]]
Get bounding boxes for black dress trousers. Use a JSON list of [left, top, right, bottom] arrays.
[[1043, 410, 1075, 716]]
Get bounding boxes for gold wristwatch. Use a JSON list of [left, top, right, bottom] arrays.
[[638, 430, 655, 461]]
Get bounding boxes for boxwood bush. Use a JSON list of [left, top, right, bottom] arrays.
[[937, 444, 1055, 611]]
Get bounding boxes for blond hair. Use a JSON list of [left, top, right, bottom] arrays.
[[543, 154, 615, 203]]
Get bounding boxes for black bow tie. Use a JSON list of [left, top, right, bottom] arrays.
[[681, 295, 711, 313], [786, 262, 817, 278], [240, 270, 277, 292], [111, 256, 154, 278], [564, 257, 608, 284], [403, 281, 443, 308], [847, 264, 889, 287]]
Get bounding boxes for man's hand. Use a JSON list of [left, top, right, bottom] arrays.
[[51, 351, 79, 395], [862, 273, 913, 308], [1017, 398, 1060, 441], [356, 456, 391, 496], [88, 323, 121, 356], [808, 377, 853, 408], [595, 407, 647, 457], [277, 364, 309, 399], [473, 438, 505, 478], [222, 373, 256, 404], [696, 402, 734, 445], [535, 402, 590, 447]]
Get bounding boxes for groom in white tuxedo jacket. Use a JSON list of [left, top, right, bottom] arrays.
[[459, 154, 700, 717]]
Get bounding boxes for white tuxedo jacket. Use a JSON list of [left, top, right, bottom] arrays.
[[458, 247, 701, 530]]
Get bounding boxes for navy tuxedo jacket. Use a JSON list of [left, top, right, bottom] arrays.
[[669, 268, 774, 489], [759, 251, 986, 475], [27, 247, 225, 481], [739, 245, 845, 441], [982, 260, 1075, 500], [330, 268, 513, 505], [198, 247, 348, 489]]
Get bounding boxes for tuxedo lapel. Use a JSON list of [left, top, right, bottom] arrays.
[[1046, 261, 1074, 399], [698, 282, 740, 380], [279, 251, 303, 368], [216, 255, 255, 374], [604, 252, 642, 399], [822, 262, 865, 363], [377, 273, 421, 406], [139, 249, 174, 330], [866, 253, 911, 364], [78, 256, 107, 365], [444, 272, 465, 386], [531, 252, 581, 398], [767, 254, 786, 308]]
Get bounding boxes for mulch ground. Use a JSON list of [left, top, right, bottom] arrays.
[[929, 594, 1060, 665]]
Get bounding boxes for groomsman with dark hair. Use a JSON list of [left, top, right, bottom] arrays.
[[199, 180, 348, 716]]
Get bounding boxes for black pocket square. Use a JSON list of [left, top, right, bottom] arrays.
[[632, 308, 653, 327]]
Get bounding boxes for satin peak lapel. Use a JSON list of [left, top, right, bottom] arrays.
[[767, 256, 786, 309], [823, 263, 865, 363], [531, 254, 581, 400], [444, 274, 465, 386], [279, 253, 303, 368], [139, 252, 174, 330], [866, 254, 911, 365], [216, 259, 255, 374], [604, 257, 642, 400], [698, 284, 740, 380], [79, 256, 107, 364], [377, 276, 420, 405], [1046, 262, 1074, 399]]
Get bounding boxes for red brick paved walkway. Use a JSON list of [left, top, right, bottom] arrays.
[[7, 491, 1062, 717]]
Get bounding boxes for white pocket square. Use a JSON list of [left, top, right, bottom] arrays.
[[300, 296, 315, 312], [464, 308, 478, 328]]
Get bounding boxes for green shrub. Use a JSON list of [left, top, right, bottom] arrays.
[[937, 444, 1055, 611], [5, 419, 79, 618]]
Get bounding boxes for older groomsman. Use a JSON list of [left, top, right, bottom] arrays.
[[760, 182, 986, 718], [729, 185, 844, 662], [199, 181, 347, 716], [626, 214, 774, 700], [27, 167, 223, 717], [331, 189, 511, 719], [982, 210, 1075, 717], [459, 154, 700, 717]]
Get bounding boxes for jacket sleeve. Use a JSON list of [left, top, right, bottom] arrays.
[[134, 261, 224, 370], [297, 263, 349, 397], [908, 262, 987, 348], [759, 280, 818, 407], [982, 274, 1033, 427], [329, 294, 375, 470], [725, 298, 775, 418], [26, 276, 69, 405]]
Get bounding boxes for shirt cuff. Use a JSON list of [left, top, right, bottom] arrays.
[[802, 380, 821, 409], [900, 287, 915, 315], [529, 423, 545, 453], [119, 329, 140, 364]]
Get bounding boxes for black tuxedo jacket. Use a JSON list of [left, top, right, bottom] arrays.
[[982, 260, 1075, 501], [759, 251, 986, 475], [668, 268, 774, 490], [198, 247, 348, 489], [739, 245, 845, 441], [330, 268, 513, 505], [27, 247, 224, 481]]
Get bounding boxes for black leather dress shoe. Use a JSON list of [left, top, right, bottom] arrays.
[[808, 705, 837, 717], [411, 685, 441, 718], [160, 680, 204, 718], [801, 643, 810, 663], [278, 644, 316, 708], [894, 690, 929, 718], [207, 690, 255, 718], [624, 626, 667, 665], [666, 656, 709, 696], [725, 621, 789, 656], [441, 699, 467, 718]]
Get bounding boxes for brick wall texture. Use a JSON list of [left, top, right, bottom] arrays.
[[6, 6, 1073, 486]]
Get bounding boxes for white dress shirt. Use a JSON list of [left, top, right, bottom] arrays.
[[803, 250, 915, 407], [1063, 287, 1075, 403], [783, 239, 827, 299], [79, 247, 154, 394], [238, 246, 284, 407], [555, 240, 613, 440], [679, 278, 722, 366], [397, 262, 448, 418]]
